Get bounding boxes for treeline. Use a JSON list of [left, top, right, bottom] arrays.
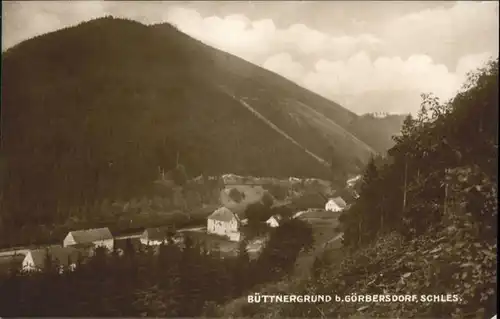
[[0, 218, 314, 317], [217, 59, 498, 318], [340, 58, 498, 247], [322, 58, 498, 318], [0, 170, 222, 249]]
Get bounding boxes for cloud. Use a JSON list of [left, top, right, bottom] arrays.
[[165, 6, 382, 64], [302, 51, 495, 114], [166, 7, 278, 63], [456, 52, 496, 77], [164, 4, 497, 114], [2, 2, 498, 115], [381, 1, 499, 64], [2, 1, 110, 49]]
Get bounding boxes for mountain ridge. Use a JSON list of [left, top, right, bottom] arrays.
[[1, 16, 403, 227]]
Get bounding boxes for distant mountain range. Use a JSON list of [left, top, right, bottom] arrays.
[[0, 17, 404, 225]]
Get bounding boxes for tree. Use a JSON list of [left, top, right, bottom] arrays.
[[43, 249, 56, 274], [263, 184, 287, 201], [312, 255, 327, 280], [256, 218, 314, 281], [232, 239, 251, 296], [228, 188, 244, 203], [245, 202, 273, 226], [171, 164, 188, 187], [340, 58, 499, 248], [261, 191, 274, 208], [359, 156, 379, 195], [327, 145, 346, 185]]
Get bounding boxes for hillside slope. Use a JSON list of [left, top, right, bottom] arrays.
[[152, 22, 403, 155], [1, 17, 395, 226], [216, 58, 499, 319]]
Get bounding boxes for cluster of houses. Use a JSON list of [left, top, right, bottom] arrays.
[[204, 190, 353, 243], [22, 227, 115, 273], [18, 181, 358, 273]]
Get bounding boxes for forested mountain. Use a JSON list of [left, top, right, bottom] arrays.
[[217, 59, 498, 319], [1, 16, 400, 230]]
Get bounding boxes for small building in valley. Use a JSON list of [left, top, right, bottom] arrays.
[[140, 227, 171, 246], [63, 227, 114, 251], [336, 188, 359, 204], [266, 214, 283, 228], [207, 206, 243, 242], [325, 196, 347, 212], [22, 246, 86, 273], [346, 175, 362, 188]]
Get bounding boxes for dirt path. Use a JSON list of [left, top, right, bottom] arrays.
[[293, 209, 344, 278], [293, 100, 376, 155], [216, 85, 329, 167]]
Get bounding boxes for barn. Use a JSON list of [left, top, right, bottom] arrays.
[[266, 215, 282, 228], [63, 227, 114, 251], [325, 196, 347, 212]]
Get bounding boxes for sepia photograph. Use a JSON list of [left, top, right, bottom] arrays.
[[0, 1, 498, 318]]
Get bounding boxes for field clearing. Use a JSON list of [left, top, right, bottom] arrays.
[[297, 209, 343, 220], [182, 229, 263, 258], [293, 209, 343, 277], [182, 230, 239, 255]]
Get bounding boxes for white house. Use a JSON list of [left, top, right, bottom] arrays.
[[292, 210, 308, 219], [207, 207, 243, 242], [347, 175, 362, 188], [140, 228, 170, 246], [63, 227, 114, 251], [266, 215, 282, 228], [325, 197, 347, 212], [22, 246, 84, 273]]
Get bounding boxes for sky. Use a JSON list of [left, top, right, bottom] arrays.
[[2, 1, 499, 115]]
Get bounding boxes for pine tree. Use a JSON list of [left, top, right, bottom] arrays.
[[232, 239, 250, 296]]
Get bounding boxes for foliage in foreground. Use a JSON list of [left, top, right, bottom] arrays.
[[219, 228, 496, 318], [217, 58, 498, 319], [0, 218, 314, 317], [341, 58, 498, 248]]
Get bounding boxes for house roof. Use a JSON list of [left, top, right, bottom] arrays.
[[334, 188, 358, 204], [267, 213, 291, 224], [208, 207, 241, 222], [68, 227, 113, 244], [267, 214, 282, 222], [142, 227, 170, 241], [26, 246, 87, 269]]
